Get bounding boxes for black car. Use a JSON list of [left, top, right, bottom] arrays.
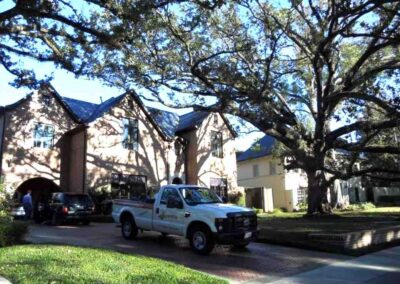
[[48, 192, 95, 225]]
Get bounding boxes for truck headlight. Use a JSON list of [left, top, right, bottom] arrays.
[[215, 218, 227, 232]]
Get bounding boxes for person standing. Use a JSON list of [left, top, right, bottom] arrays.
[[22, 190, 33, 220]]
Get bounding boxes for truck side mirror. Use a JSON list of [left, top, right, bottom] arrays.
[[167, 196, 183, 209]]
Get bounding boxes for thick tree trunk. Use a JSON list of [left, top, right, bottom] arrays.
[[306, 170, 333, 215]]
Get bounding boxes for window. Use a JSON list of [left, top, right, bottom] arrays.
[[213, 113, 218, 125], [33, 123, 54, 149], [122, 118, 138, 150], [211, 131, 223, 158], [42, 95, 52, 107], [210, 178, 228, 198], [253, 164, 259, 177], [127, 99, 134, 109], [160, 188, 181, 205], [111, 173, 147, 200], [269, 161, 276, 175]]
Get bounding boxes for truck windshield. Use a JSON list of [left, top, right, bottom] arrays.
[[180, 187, 222, 205]]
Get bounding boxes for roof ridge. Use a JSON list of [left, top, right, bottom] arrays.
[[62, 96, 99, 107], [147, 106, 181, 116]]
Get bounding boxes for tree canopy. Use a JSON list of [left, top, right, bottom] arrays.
[[0, 0, 221, 87], [2, 0, 400, 214], [97, 0, 400, 213]]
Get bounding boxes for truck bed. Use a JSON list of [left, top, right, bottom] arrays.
[[113, 199, 154, 230]]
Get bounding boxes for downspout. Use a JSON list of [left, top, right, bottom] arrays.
[[0, 111, 7, 179], [82, 127, 88, 193], [184, 139, 189, 184]]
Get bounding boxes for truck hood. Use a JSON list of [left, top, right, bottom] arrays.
[[193, 203, 253, 217]]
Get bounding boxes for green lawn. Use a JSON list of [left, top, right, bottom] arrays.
[[0, 245, 227, 284]]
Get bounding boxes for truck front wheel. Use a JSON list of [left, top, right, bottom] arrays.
[[121, 215, 138, 240], [189, 225, 215, 255]]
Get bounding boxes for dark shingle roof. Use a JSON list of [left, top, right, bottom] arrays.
[[61, 95, 126, 123], [147, 107, 180, 138], [86, 95, 125, 123], [61, 97, 98, 122], [237, 135, 276, 162], [176, 111, 209, 133]]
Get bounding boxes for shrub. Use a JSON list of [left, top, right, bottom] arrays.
[[0, 218, 28, 247], [271, 208, 283, 214], [252, 207, 263, 215], [360, 202, 376, 210], [295, 202, 308, 212], [0, 176, 13, 214], [341, 202, 376, 212], [89, 185, 114, 215], [228, 191, 243, 205]]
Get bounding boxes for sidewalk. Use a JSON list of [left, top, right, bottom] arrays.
[[0, 276, 10, 284], [269, 246, 400, 284]]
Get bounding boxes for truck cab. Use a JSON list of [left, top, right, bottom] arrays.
[[112, 184, 258, 254]]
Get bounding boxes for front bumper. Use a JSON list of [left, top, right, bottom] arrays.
[[215, 229, 259, 245]]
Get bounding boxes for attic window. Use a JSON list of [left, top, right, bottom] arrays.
[[127, 99, 134, 109], [211, 131, 223, 158], [213, 114, 218, 125], [42, 95, 52, 107], [122, 118, 139, 151]]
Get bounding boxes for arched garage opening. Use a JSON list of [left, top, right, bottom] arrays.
[[14, 177, 60, 219]]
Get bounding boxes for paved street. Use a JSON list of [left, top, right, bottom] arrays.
[[25, 222, 349, 283], [270, 246, 400, 284]]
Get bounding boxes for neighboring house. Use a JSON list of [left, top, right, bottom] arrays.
[[0, 84, 238, 204], [237, 135, 372, 211], [237, 135, 308, 211]]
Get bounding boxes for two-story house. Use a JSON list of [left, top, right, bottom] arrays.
[[0, 84, 238, 206], [237, 135, 308, 211], [237, 135, 363, 211]]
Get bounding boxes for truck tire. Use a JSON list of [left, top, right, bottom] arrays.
[[189, 224, 215, 255], [121, 215, 138, 240]]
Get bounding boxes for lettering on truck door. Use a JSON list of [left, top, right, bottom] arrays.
[[153, 188, 185, 235]]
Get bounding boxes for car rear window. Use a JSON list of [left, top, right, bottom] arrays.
[[65, 195, 92, 205]]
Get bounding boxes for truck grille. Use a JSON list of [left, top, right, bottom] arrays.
[[227, 212, 257, 232]]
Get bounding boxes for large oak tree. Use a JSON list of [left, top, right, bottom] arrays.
[[95, 0, 400, 214]]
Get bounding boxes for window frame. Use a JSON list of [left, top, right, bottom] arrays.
[[122, 118, 139, 151], [33, 122, 55, 149], [213, 113, 219, 125], [42, 95, 52, 107], [253, 164, 260, 177], [211, 131, 223, 158], [269, 161, 276, 175]]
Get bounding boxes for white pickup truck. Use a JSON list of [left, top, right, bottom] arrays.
[[112, 184, 258, 254]]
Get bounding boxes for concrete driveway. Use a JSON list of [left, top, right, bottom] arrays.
[[25, 223, 349, 283]]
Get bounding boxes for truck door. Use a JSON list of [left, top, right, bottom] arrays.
[[153, 188, 185, 235]]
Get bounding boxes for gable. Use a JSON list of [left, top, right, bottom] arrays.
[[237, 135, 276, 162], [176, 111, 237, 138]]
